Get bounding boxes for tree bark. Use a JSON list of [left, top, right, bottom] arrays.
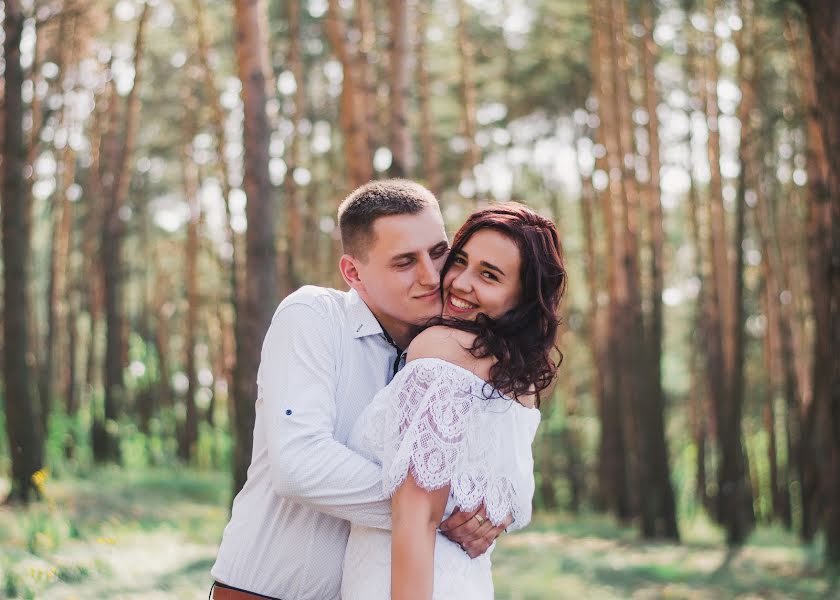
[[325, 0, 372, 188], [387, 0, 413, 177], [47, 11, 79, 433], [415, 2, 442, 197], [97, 3, 150, 463], [178, 90, 201, 463], [283, 0, 305, 288], [589, 0, 631, 520], [233, 0, 279, 497], [456, 0, 480, 187], [796, 0, 840, 565], [2, 0, 45, 504]]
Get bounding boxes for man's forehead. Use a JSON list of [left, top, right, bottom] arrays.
[[370, 211, 447, 250]]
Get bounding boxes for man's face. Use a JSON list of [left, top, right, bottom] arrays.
[[349, 207, 449, 345]]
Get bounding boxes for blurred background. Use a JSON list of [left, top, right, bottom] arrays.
[[1, 0, 839, 597]]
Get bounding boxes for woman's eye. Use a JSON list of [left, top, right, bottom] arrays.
[[452, 255, 466, 265], [482, 271, 499, 281]]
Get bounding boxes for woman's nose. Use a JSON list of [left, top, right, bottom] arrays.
[[451, 270, 472, 293]]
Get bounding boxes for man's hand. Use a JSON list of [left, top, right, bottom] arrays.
[[438, 506, 513, 559]]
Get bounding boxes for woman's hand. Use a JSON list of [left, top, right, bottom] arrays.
[[439, 507, 512, 558]]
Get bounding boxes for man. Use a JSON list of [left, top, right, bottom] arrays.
[[211, 180, 508, 600]]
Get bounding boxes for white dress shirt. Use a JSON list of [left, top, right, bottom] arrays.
[[211, 286, 400, 600]]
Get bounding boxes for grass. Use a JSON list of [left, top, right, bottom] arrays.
[[0, 469, 836, 599]]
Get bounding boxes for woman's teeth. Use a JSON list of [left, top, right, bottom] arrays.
[[450, 297, 475, 310]]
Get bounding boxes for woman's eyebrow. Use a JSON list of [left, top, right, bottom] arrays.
[[480, 261, 505, 276]]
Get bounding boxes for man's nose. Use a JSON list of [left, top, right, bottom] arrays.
[[417, 254, 439, 286]]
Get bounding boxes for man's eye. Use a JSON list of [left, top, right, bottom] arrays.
[[394, 260, 413, 268], [432, 247, 449, 258]]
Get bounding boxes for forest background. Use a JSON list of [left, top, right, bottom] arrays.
[[1, 0, 839, 598]]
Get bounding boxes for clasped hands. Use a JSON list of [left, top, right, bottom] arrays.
[[437, 506, 513, 558]]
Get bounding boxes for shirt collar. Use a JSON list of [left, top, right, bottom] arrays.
[[347, 289, 385, 339]]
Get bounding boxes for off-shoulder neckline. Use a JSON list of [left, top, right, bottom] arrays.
[[404, 357, 540, 411]]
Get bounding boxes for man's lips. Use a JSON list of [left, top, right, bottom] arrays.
[[414, 289, 440, 301]]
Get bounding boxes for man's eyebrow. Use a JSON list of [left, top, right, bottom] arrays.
[[391, 241, 449, 262]]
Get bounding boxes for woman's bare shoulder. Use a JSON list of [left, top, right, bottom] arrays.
[[407, 326, 492, 377]]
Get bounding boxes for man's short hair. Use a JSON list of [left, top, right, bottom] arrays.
[[337, 179, 439, 260]]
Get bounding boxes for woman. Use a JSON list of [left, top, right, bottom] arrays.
[[341, 202, 566, 599]]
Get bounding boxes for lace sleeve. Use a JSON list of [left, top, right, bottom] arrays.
[[381, 358, 534, 528]]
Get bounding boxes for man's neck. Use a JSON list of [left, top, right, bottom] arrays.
[[375, 314, 415, 350], [355, 291, 419, 349]]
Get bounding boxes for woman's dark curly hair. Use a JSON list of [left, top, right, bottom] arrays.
[[433, 202, 566, 407]]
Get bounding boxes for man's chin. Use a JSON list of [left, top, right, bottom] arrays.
[[412, 306, 442, 326]]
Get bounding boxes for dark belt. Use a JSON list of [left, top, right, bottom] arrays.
[[211, 581, 283, 600]]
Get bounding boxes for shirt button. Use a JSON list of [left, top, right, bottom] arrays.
[[285, 409, 292, 416]]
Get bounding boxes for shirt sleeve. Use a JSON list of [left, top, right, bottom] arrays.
[[258, 300, 391, 529]]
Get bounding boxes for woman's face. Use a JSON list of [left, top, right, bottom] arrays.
[[442, 228, 523, 321]]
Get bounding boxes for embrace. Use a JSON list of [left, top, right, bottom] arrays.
[[210, 180, 566, 599]]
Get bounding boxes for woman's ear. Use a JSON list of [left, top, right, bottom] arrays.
[[339, 254, 364, 291]]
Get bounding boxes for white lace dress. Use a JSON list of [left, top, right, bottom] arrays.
[[341, 358, 541, 599]]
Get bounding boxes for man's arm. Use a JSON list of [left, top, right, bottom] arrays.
[[260, 301, 390, 528]]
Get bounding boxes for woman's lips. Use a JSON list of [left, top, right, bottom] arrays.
[[446, 294, 477, 313]]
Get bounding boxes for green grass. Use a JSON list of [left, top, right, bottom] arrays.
[[0, 469, 836, 599]]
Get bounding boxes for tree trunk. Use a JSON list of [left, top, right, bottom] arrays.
[[97, 3, 151, 463], [701, 0, 754, 543], [325, 0, 372, 188], [2, 0, 45, 504], [796, 0, 840, 565], [387, 0, 413, 177], [354, 0, 379, 155], [456, 0, 480, 188], [233, 0, 279, 497], [47, 13, 80, 433], [633, 0, 679, 539], [589, 0, 631, 521], [178, 92, 201, 463], [415, 1, 442, 197], [283, 0, 305, 288]]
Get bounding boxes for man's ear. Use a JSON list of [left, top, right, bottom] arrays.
[[339, 254, 365, 291]]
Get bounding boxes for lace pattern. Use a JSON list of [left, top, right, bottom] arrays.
[[380, 358, 535, 528]]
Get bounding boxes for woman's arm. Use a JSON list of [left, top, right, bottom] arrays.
[[391, 473, 450, 600]]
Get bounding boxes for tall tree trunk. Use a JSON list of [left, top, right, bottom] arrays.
[[796, 0, 840, 565], [233, 0, 279, 497], [98, 3, 151, 463], [2, 0, 44, 504], [178, 92, 201, 463], [589, 0, 631, 521], [47, 12, 79, 432], [589, 0, 631, 520], [387, 0, 413, 177], [701, 0, 754, 543], [325, 0, 372, 188], [193, 0, 243, 450], [634, 0, 679, 539], [607, 0, 677, 540], [355, 0, 379, 155], [456, 0, 480, 189], [283, 0, 305, 288], [415, 1, 442, 197]]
